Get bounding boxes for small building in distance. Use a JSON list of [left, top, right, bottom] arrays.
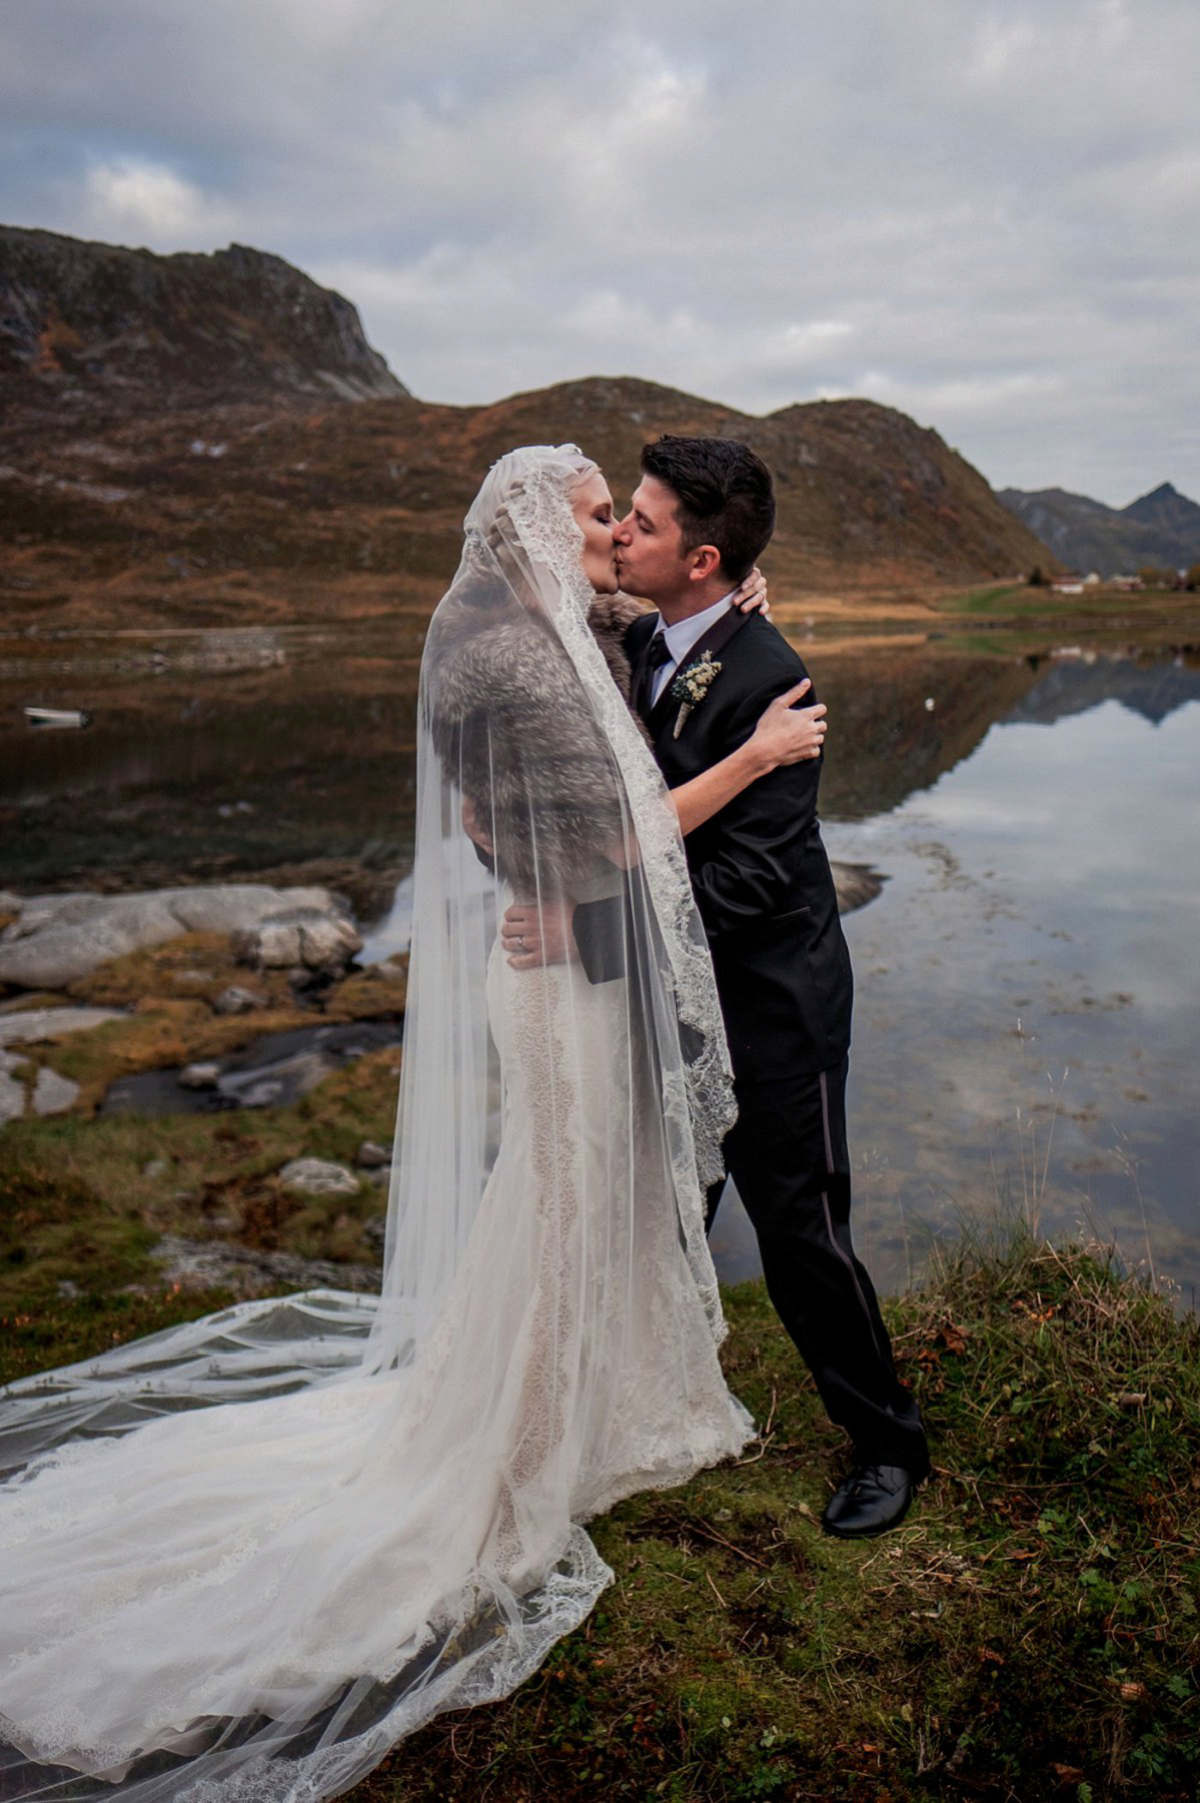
[[1051, 571, 1085, 594]]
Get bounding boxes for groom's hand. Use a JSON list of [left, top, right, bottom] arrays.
[[502, 900, 577, 969]]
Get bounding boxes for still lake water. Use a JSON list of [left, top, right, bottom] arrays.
[[3, 622, 1198, 1298]]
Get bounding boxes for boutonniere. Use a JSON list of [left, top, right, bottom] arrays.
[[670, 650, 723, 739]]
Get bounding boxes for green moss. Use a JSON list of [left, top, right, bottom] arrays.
[[354, 1229, 1199, 1802], [0, 1044, 402, 1313], [2, 1212, 1196, 1799]]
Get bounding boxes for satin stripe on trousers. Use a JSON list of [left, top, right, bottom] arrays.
[[706, 1057, 929, 1475]]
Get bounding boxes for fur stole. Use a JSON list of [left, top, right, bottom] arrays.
[[585, 592, 652, 706], [427, 594, 651, 899]]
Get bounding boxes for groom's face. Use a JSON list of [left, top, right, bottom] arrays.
[[614, 476, 693, 604]]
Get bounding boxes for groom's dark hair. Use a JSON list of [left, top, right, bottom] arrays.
[[640, 435, 776, 584]]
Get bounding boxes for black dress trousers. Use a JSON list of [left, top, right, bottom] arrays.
[[708, 1058, 929, 1477]]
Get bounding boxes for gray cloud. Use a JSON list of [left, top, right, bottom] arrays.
[[2, 0, 1197, 502]]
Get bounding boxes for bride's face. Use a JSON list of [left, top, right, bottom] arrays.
[[571, 471, 618, 594]]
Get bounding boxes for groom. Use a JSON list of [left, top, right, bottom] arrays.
[[506, 435, 928, 1536]]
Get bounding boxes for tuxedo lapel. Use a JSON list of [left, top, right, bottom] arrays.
[[645, 604, 755, 739]]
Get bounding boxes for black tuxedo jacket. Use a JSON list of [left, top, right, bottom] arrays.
[[576, 606, 853, 1082]]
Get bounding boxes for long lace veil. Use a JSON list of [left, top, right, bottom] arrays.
[[0, 446, 741, 1803]]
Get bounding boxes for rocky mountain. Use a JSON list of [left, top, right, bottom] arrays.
[[0, 226, 406, 417], [998, 481, 1200, 577], [0, 228, 1054, 625]]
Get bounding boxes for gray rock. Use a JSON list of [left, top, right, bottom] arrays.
[[831, 861, 887, 916], [178, 1061, 222, 1090], [0, 891, 22, 914], [278, 1157, 360, 1197], [31, 1067, 80, 1115], [0, 1006, 123, 1046], [219, 1049, 337, 1107], [142, 1157, 171, 1180], [355, 1139, 391, 1168], [0, 1068, 25, 1125], [0, 884, 347, 990], [234, 919, 301, 969], [298, 914, 362, 970], [233, 908, 361, 974], [213, 985, 268, 1016], [149, 1233, 380, 1297], [0, 1049, 30, 1075]]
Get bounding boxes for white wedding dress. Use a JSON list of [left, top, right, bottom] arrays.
[[0, 448, 748, 1803]]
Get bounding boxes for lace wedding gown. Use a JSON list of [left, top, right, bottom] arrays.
[[0, 448, 748, 1802]]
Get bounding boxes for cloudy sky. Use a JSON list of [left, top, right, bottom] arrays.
[[3, 0, 1198, 503]]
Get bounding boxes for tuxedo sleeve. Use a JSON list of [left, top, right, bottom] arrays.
[[687, 678, 824, 940], [572, 889, 634, 985]]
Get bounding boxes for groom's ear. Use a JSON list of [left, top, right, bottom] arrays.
[[687, 544, 723, 582]]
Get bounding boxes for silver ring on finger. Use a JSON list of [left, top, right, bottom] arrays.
[[516, 936, 527, 953]]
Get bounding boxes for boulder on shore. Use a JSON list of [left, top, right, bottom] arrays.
[[231, 909, 363, 974], [0, 1006, 124, 1046], [31, 1067, 80, 1116], [278, 1157, 361, 1197], [0, 885, 352, 990], [831, 862, 886, 915]]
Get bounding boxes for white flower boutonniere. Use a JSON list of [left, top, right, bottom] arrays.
[[670, 650, 723, 739]]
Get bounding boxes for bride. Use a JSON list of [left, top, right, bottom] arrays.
[[0, 445, 825, 1803]]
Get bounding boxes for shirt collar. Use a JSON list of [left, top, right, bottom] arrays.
[[656, 590, 736, 661]]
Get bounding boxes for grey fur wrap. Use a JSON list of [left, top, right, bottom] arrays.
[[427, 592, 652, 899]]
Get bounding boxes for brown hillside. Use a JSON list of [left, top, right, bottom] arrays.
[[0, 379, 1053, 631], [0, 228, 1053, 628], [464, 378, 1052, 590]]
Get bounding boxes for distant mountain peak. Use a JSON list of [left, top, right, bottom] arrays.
[[1001, 479, 1200, 574], [1122, 481, 1200, 531]]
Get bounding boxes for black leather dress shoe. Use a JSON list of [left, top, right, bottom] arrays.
[[821, 1464, 920, 1539]]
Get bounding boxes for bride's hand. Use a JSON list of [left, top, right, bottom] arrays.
[[748, 680, 827, 770], [502, 900, 577, 968], [731, 566, 770, 614]]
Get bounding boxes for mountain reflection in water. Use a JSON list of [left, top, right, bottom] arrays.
[[711, 651, 1200, 1300]]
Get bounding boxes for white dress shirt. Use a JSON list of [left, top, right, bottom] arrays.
[[648, 591, 736, 707]]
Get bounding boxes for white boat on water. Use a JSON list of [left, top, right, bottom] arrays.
[[22, 706, 92, 729]]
